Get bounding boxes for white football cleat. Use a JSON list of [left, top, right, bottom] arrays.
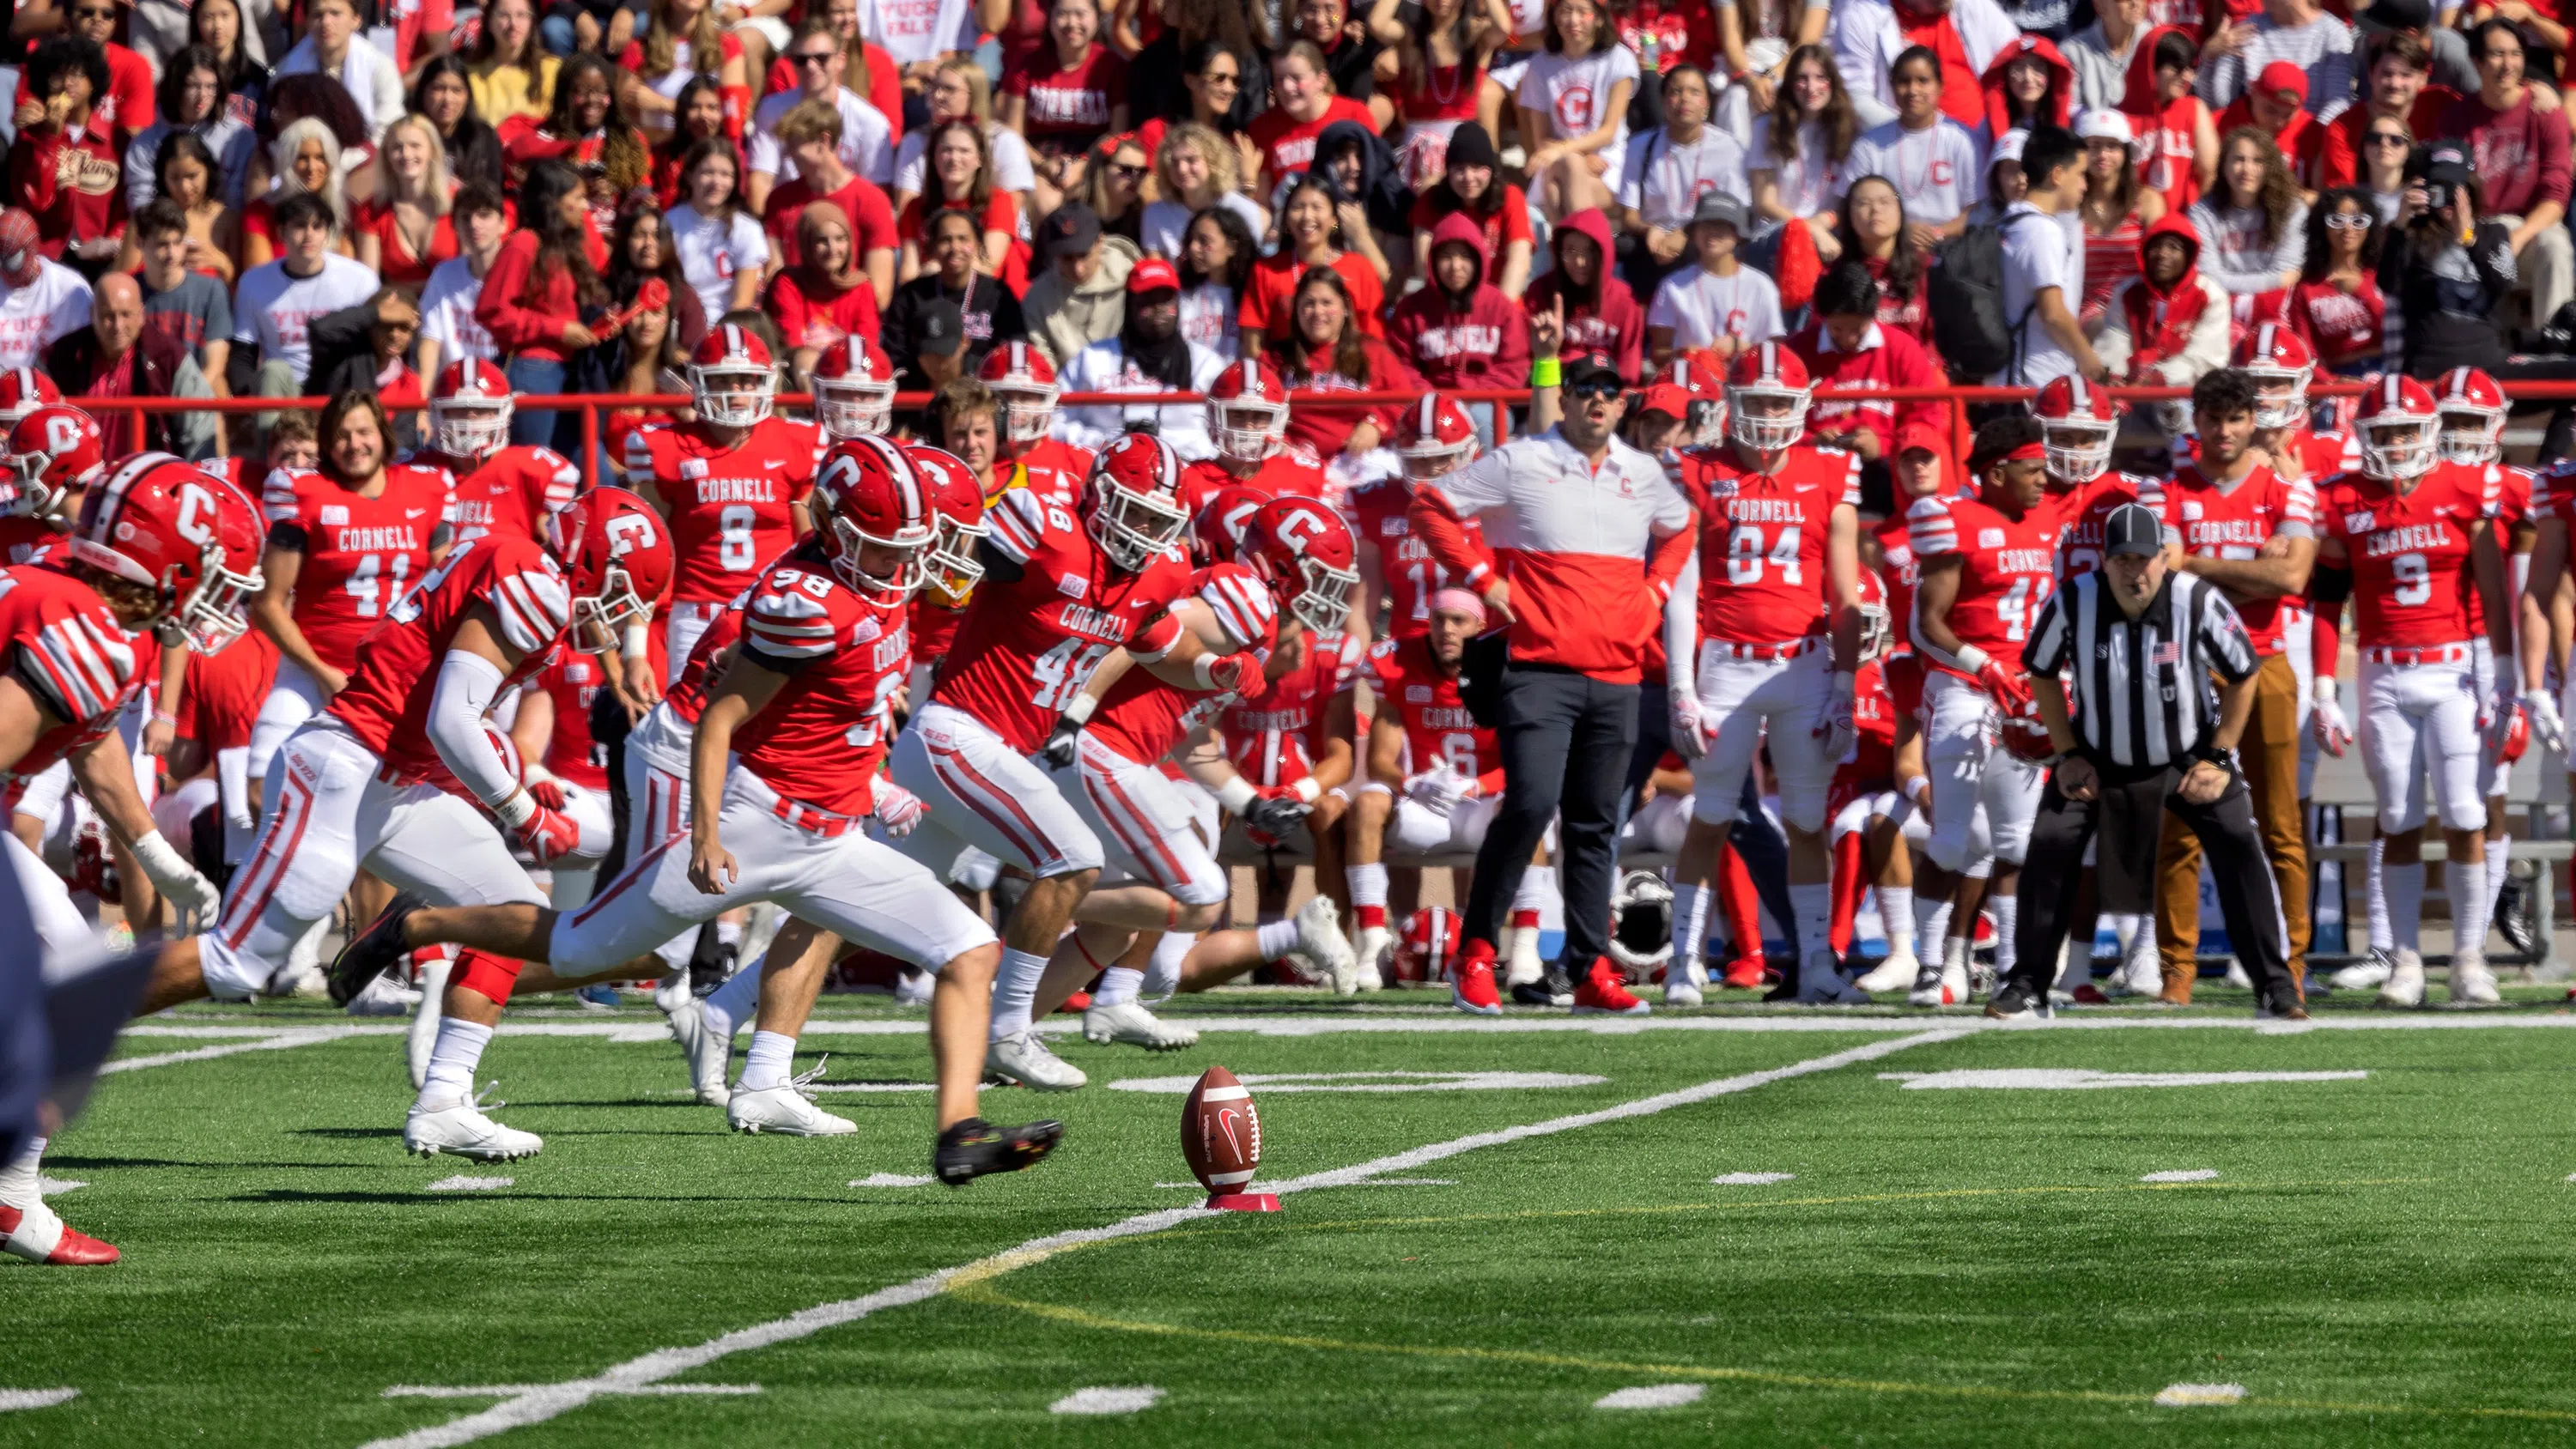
[[1664, 957, 1705, 1007], [727, 1066, 857, 1136], [2112, 952, 2165, 997], [2448, 953, 2502, 1006], [1296, 896, 1360, 996], [894, 969, 933, 1007], [2379, 949, 2427, 1009], [1905, 960, 1949, 1008], [665, 998, 732, 1107], [1503, 923, 1546, 987], [343, 970, 418, 1017], [2333, 951, 2394, 991], [404, 1092, 543, 1161], [1082, 1000, 1199, 1050], [407, 953, 453, 1093], [985, 1029, 1087, 1090], [650, 967, 692, 1014], [1854, 949, 1917, 994], [1795, 953, 1870, 1005], [1352, 925, 1390, 991]]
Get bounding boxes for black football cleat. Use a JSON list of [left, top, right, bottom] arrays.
[[328, 893, 428, 1008], [1510, 967, 1574, 1008], [1984, 981, 2051, 1021], [935, 1117, 1066, 1186]]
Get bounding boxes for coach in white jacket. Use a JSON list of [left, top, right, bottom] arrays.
[[1054, 258, 1227, 461]]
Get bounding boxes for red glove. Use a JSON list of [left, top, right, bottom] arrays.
[[1976, 658, 2032, 715], [1206, 651, 1263, 695], [526, 777, 568, 810], [511, 804, 584, 862]]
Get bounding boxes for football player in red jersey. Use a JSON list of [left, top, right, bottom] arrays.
[[507, 653, 620, 865], [887, 432, 1231, 1092], [1181, 357, 1327, 521], [0, 395, 87, 567], [145, 463, 676, 1162], [331, 441, 1067, 1184], [2313, 375, 2512, 1008], [811, 332, 897, 442], [980, 343, 1096, 506], [1218, 604, 1366, 929], [2232, 326, 2352, 809], [1662, 344, 1869, 1004], [1871, 427, 1958, 979], [410, 358, 585, 553], [1, 452, 259, 1267], [1347, 392, 1496, 642], [628, 325, 824, 683], [2032, 375, 2167, 581], [1908, 415, 2061, 1008]]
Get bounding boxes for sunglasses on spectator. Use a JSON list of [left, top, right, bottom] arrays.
[[1566, 377, 1623, 402], [2367, 132, 2409, 147], [1201, 70, 1240, 86], [72, 7, 113, 18], [1110, 161, 1148, 179], [792, 50, 835, 64], [2325, 212, 2372, 229]]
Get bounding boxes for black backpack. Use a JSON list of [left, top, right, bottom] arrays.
[[1926, 220, 2038, 383]]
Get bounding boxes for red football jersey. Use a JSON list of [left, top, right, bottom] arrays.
[[933, 488, 1194, 752], [176, 627, 279, 755], [264, 464, 452, 674], [2050, 470, 2167, 579], [535, 652, 611, 789], [731, 546, 910, 816], [418, 444, 582, 547], [994, 437, 1096, 512], [1834, 656, 1898, 788], [0, 561, 146, 797], [1871, 512, 1919, 656], [2316, 464, 2498, 648], [1220, 630, 1362, 788], [2163, 463, 2317, 654], [1676, 443, 1860, 645], [1358, 633, 1498, 788], [1346, 478, 1492, 639], [0, 514, 60, 566], [328, 533, 572, 783], [1086, 563, 1280, 767], [1906, 492, 2058, 678], [627, 416, 823, 603]]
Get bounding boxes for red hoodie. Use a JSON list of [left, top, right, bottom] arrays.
[[1786, 320, 1947, 462], [1980, 35, 2073, 142], [2121, 25, 2208, 214], [1521, 208, 1645, 382], [1389, 212, 1534, 392], [2117, 213, 2215, 376]]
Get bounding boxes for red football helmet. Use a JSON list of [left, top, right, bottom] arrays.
[[1239, 494, 1359, 634], [1725, 343, 1810, 451], [2354, 373, 2441, 481], [811, 435, 938, 601], [1188, 481, 1269, 564], [1665, 349, 1729, 446], [1206, 358, 1290, 465], [0, 367, 62, 430], [69, 453, 266, 652], [901, 441, 987, 604], [1085, 432, 1189, 571], [2029, 375, 2116, 483], [690, 323, 777, 428], [5, 404, 103, 519], [545, 486, 676, 652], [812, 333, 895, 439], [428, 358, 513, 458], [2433, 366, 2508, 467], [1394, 906, 1461, 985], [2233, 323, 2316, 431], [979, 342, 1060, 445], [1393, 392, 1479, 481]]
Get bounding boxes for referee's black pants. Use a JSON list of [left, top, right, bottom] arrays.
[[1466, 664, 1637, 967], [2010, 759, 2300, 1011]]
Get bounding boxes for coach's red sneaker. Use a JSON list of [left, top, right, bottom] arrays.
[[1572, 958, 1649, 1016], [1721, 956, 1769, 991], [1451, 940, 1503, 1016], [0, 1203, 118, 1264]]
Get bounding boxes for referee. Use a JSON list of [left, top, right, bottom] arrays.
[[1993, 503, 2305, 1021]]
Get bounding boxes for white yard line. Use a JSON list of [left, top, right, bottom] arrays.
[[355, 1028, 1967, 1449], [100, 1028, 375, 1075]]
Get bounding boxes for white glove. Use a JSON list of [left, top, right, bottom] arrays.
[[2524, 688, 2568, 757], [1404, 770, 1467, 817], [127, 828, 221, 921], [1813, 671, 1857, 764], [872, 779, 927, 837], [1668, 691, 1712, 761], [2311, 678, 2352, 758]]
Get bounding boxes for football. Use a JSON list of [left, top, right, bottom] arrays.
[[1182, 1064, 1261, 1195]]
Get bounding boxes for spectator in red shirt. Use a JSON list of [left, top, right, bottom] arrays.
[[762, 97, 898, 306], [8, 39, 125, 269], [999, 0, 1130, 219], [1405, 123, 1534, 296], [1247, 39, 1378, 195], [2285, 187, 2388, 373], [649, 76, 737, 206], [10, 0, 153, 141], [1789, 260, 1944, 464], [350, 115, 459, 291], [2216, 61, 2329, 189], [477, 159, 620, 453], [768, 201, 884, 368], [2315, 33, 2455, 189], [1241, 175, 1388, 352], [2439, 19, 2573, 337], [896, 118, 1028, 294], [1520, 206, 1643, 380], [1273, 264, 1427, 464], [1389, 211, 1532, 398]]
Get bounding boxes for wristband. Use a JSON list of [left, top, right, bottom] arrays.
[[152, 709, 179, 725], [1900, 773, 1930, 807], [1953, 645, 1991, 675], [1062, 692, 1099, 725], [128, 829, 192, 887], [1292, 776, 1323, 804], [622, 621, 649, 661], [1215, 776, 1257, 814], [1529, 357, 1561, 389], [491, 788, 537, 830]]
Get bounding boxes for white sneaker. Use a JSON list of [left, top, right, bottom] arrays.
[[665, 998, 732, 1107], [2224, 959, 2256, 991], [985, 1029, 1087, 1090], [1855, 950, 1918, 994], [727, 1068, 857, 1137], [894, 969, 933, 1008], [2448, 952, 2502, 1006], [407, 954, 453, 1093], [1353, 925, 1390, 991], [1082, 1000, 1199, 1050], [1503, 924, 1546, 987], [404, 1091, 542, 1161], [1905, 961, 1949, 1008], [2379, 949, 2427, 1008], [1795, 952, 1869, 1005], [1296, 896, 1360, 996], [344, 971, 418, 1017], [2333, 951, 2395, 991], [2111, 953, 2165, 997], [1663, 957, 1705, 1007], [1941, 962, 1970, 1005]]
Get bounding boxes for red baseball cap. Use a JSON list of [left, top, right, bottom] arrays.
[[1634, 384, 1692, 419], [1127, 256, 1181, 295], [2258, 60, 2309, 101]]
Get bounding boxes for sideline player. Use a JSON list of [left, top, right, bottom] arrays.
[[1663, 345, 1867, 1004], [334, 440, 1066, 1183], [409, 359, 584, 551], [811, 333, 899, 443], [982, 343, 1097, 505]]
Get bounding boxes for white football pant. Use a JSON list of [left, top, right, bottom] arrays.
[[1923, 669, 2042, 873], [1688, 644, 1835, 834], [2357, 655, 2486, 835], [889, 702, 1104, 879]]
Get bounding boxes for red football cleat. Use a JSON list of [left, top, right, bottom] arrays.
[[1451, 939, 1503, 1016], [1572, 958, 1649, 1016], [1721, 956, 1769, 991], [0, 1203, 118, 1265], [1058, 991, 1092, 1013]]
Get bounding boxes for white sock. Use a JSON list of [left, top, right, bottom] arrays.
[[0, 1137, 42, 1209], [1990, 895, 2019, 974], [2384, 861, 2425, 953], [739, 1029, 797, 1092], [2451, 855, 2491, 960], [2367, 836, 2391, 954], [1143, 931, 1194, 999], [987, 946, 1051, 1040], [1512, 865, 1555, 912], [1091, 964, 1144, 1008], [1347, 863, 1388, 910], [1255, 919, 1301, 961], [1670, 882, 1710, 970], [715, 919, 744, 949], [2488, 834, 2512, 928], [1944, 931, 1971, 972], [1789, 882, 1832, 962], [419, 1018, 495, 1108], [1917, 894, 1955, 970], [702, 950, 764, 1040], [1877, 886, 1915, 957]]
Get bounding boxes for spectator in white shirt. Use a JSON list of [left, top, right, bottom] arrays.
[[1749, 43, 1862, 255], [891, 57, 1038, 214], [2197, 0, 2354, 117], [417, 183, 511, 386], [1645, 191, 1784, 370], [1995, 124, 2107, 385], [668, 139, 773, 324], [0, 209, 93, 373], [745, 18, 896, 213], [1515, 0, 1638, 221], [273, 0, 404, 141], [2186, 127, 2307, 310], [1845, 46, 1986, 236], [1619, 67, 1749, 294], [234, 192, 381, 394]]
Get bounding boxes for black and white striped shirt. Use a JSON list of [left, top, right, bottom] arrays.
[[2021, 571, 2260, 769]]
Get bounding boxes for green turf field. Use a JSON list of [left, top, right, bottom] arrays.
[[18, 987, 2576, 1446]]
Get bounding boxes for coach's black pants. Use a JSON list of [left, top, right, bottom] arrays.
[[2011, 760, 2300, 1010], [1467, 664, 1637, 966]]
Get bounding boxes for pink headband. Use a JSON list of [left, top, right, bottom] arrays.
[[1431, 587, 1488, 625]]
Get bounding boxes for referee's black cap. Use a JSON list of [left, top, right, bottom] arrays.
[[2105, 503, 2163, 558]]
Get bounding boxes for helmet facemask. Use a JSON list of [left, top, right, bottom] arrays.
[[4, 452, 61, 519], [1397, 436, 1473, 482], [991, 380, 1058, 444], [1857, 601, 1893, 663], [2040, 415, 2114, 483], [2244, 366, 2311, 432], [1687, 398, 1726, 447], [1087, 476, 1189, 571], [816, 373, 894, 438], [2361, 415, 2439, 481], [923, 513, 987, 605], [172, 541, 263, 653], [568, 562, 650, 653], [1726, 383, 1808, 452], [1287, 553, 1359, 634], [429, 397, 513, 459], [1211, 397, 1287, 465], [2439, 405, 2504, 466], [692, 361, 776, 428]]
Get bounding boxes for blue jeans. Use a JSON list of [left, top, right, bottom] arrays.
[[504, 355, 583, 462]]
